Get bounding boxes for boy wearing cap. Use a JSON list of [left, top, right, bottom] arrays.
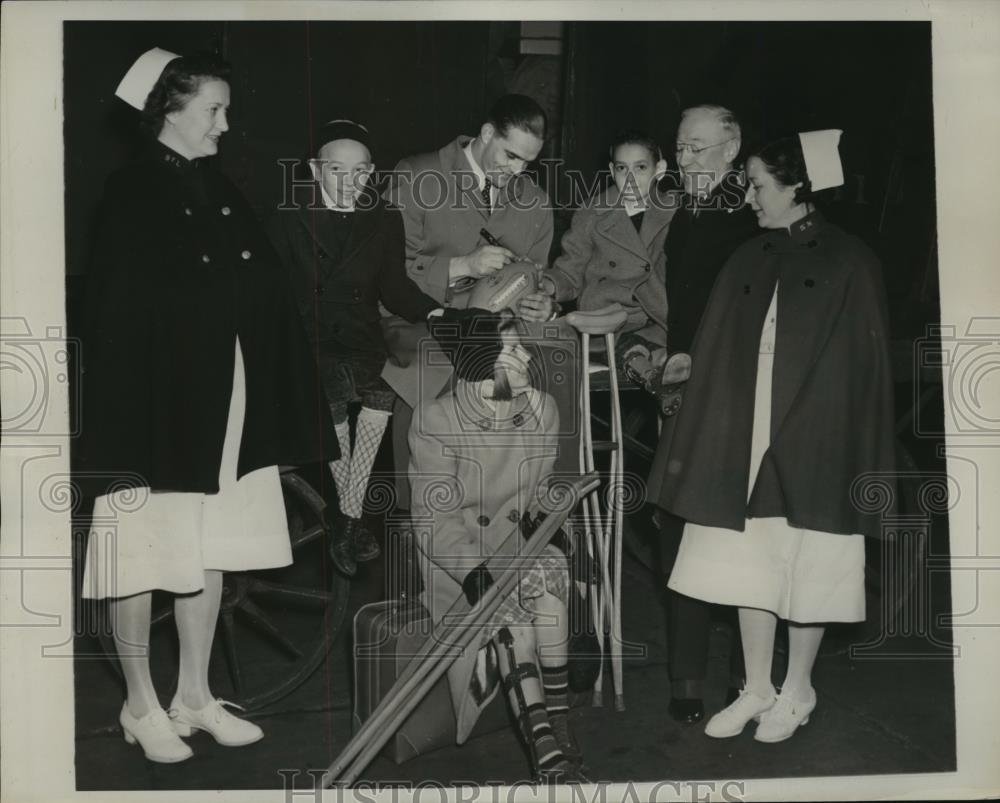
[[267, 120, 441, 577]]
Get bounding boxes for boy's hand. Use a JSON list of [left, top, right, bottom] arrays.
[[517, 292, 553, 321], [536, 273, 557, 296], [455, 245, 515, 277]]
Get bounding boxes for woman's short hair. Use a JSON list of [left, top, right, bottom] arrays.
[[487, 94, 547, 141], [141, 52, 232, 137], [753, 136, 814, 204]]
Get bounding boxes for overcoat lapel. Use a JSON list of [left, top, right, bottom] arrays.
[[292, 192, 380, 278], [338, 202, 381, 267]]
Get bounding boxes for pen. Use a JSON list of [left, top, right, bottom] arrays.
[[480, 228, 532, 265]]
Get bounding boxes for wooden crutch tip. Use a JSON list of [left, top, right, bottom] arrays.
[[614, 694, 625, 712]]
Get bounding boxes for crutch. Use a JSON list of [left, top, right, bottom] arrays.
[[321, 473, 599, 787], [566, 303, 628, 710], [580, 332, 625, 711], [602, 334, 626, 712], [577, 335, 613, 707]]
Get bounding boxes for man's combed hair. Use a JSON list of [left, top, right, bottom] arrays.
[[141, 52, 232, 137], [681, 104, 742, 142], [487, 94, 547, 141]]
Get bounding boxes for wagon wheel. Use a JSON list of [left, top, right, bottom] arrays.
[[98, 469, 350, 713]]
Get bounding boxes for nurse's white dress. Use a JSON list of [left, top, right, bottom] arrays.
[[82, 338, 292, 599], [667, 287, 866, 624]]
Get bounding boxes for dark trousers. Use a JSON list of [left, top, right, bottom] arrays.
[[659, 510, 745, 699]]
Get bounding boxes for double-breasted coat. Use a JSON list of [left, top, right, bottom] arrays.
[[76, 142, 337, 499], [548, 185, 679, 346], [408, 385, 560, 741], [265, 190, 439, 384], [648, 213, 896, 540]]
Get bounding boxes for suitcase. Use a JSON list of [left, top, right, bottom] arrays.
[[351, 596, 511, 764]]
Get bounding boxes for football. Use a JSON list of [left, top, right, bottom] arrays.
[[466, 261, 541, 313]]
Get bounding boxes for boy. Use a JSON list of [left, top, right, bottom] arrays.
[[545, 130, 677, 389], [268, 119, 442, 577]]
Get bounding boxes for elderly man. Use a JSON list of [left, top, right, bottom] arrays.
[[648, 104, 759, 725], [383, 94, 555, 512]]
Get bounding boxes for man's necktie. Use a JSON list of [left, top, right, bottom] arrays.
[[481, 178, 492, 212]]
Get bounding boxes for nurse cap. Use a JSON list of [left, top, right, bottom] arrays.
[[798, 129, 844, 192], [115, 47, 180, 110]]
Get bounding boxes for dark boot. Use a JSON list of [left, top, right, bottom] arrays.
[[653, 352, 692, 416], [549, 712, 584, 768], [351, 518, 380, 563], [328, 513, 357, 577], [537, 758, 590, 785]]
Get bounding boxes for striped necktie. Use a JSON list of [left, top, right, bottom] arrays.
[[481, 178, 493, 212]]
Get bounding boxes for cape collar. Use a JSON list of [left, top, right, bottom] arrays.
[[759, 210, 828, 252], [151, 139, 203, 176], [786, 210, 825, 242]]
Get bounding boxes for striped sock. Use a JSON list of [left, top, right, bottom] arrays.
[[526, 702, 566, 771], [542, 665, 569, 718]]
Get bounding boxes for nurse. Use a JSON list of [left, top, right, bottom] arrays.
[[655, 130, 896, 743]]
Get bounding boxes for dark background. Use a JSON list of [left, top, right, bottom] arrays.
[[66, 21, 954, 788], [64, 20, 936, 337]]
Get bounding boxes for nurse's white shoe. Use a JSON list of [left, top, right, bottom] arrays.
[[120, 704, 193, 763], [754, 688, 817, 743], [704, 687, 776, 738], [168, 696, 263, 747]]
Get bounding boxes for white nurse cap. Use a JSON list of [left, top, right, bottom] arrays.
[[115, 47, 181, 110], [798, 129, 844, 191]]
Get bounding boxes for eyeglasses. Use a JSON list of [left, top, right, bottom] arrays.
[[675, 137, 737, 157]]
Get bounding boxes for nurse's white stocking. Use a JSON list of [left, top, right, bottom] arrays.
[[781, 624, 824, 702], [111, 591, 158, 718], [738, 607, 777, 698], [174, 569, 223, 709]]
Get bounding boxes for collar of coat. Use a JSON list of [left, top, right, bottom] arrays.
[[589, 182, 678, 258], [673, 169, 748, 216], [292, 183, 386, 266], [756, 210, 829, 253], [150, 140, 203, 176]]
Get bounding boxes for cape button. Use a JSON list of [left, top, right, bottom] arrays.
[[201, 254, 210, 264], [221, 206, 231, 216], [477, 515, 490, 527], [241, 250, 252, 260], [507, 508, 520, 523], [184, 208, 193, 216], [512, 413, 524, 427]]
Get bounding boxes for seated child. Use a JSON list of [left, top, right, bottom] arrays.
[[543, 130, 676, 389], [267, 119, 442, 577]]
